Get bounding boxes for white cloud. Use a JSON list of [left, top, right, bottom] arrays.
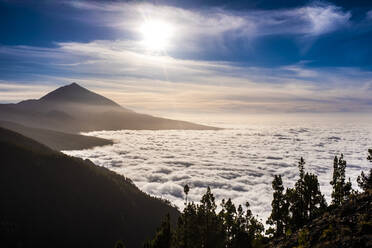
[[0, 81, 56, 103], [66, 1, 351, 54], [64, 120, 372, 221], [367, 10, 372, 20], [299, 4, 351, 35]]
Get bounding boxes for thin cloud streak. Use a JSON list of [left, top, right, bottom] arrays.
[[367, 10, 372, 19], [0, 81, 55, 103], [66, 1, 351, 53]]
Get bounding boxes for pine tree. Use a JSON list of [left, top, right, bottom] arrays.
[[171, 187, 265, 248], [288, 157, 307, 230], [232, 204, 251, 248], [357, 149, 372, 191], [266, 175, 289, 237], [357, 169, 372, 192], [172, 187, 225, 248], [198, 187, 225, 248], [184, 184, 190, 205], [144, 214, 172, 248], [286, 157, 326, 231], [303, 173, 327, 220], [296, 157, 306, 221], [244, 202, 264, 247], [220, 198, 236, 247], [172, 202, 199, 248], [330, 154, 352, 206]]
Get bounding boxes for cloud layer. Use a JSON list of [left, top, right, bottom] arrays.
[[64, 117, 372, 221]]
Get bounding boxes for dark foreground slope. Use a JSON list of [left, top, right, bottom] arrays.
[[0, 121, 113, 150], [0, 128, 179, 248], [0, 83, 218, 132], [271, 191, 372, 248]]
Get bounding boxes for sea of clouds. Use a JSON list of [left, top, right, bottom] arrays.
[[64, 118, 372, 222]]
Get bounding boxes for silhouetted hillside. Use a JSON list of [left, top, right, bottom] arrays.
[[0, 83, 218, 132], [270, 191, 372, 248], [0, 121, 113, 150], [0, 127, 179, 248]]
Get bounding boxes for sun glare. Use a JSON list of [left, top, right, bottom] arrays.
[[140, 20, 173, 51]]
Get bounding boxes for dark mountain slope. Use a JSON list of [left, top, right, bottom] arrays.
[[0, 121, 113, 150], [0, 127, 179, 248], [0, 83, 218, 132], [270, 191, 372, 248]]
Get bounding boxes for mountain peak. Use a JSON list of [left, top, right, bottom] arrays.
[[39, 83, 121, 107], [67, 82, 82, 88]]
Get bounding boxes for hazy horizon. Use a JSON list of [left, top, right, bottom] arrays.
[[1, 0, 372, 116], [1, 82, 372, 126]]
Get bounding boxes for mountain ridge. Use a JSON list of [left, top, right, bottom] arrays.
[[0, 83, 219, 132], [39, 82, 122, 107], [0, 120, 113, 150], [0, 127, 179, 247]]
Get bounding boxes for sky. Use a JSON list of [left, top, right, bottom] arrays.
[[1, 0, 372, 117]]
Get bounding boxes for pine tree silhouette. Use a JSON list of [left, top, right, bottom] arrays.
[[266, 175, 289, 237], [330, 154, 352, 206]]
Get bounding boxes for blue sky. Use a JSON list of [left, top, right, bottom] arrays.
[[1, 0, 372, 115]]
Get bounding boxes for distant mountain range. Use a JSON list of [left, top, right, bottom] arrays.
[[0, 83, 217, 133], [0, 120, 113, 150], [0, 127, 179, 247]]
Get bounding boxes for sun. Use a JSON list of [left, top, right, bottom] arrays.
[[140, 20, 173, 51]]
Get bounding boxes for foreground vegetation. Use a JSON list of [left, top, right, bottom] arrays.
[[145, 150, 372, 248]]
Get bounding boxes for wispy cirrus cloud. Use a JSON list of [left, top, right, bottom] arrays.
[[0, 80, 56, 103], [1, 39, 372, 114], [65, 1, 351, 55], [1, 1, 370, 115], [367, 10, 372, 19]]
